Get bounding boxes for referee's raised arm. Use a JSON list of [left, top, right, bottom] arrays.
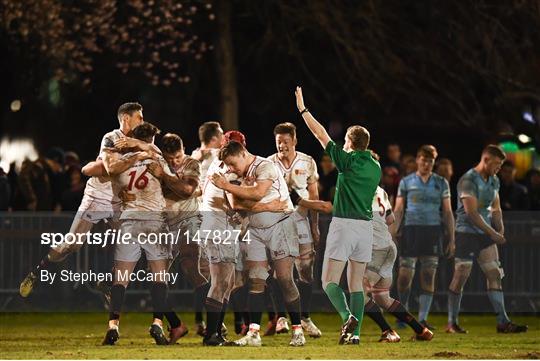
[[295, 86, 331, 149]]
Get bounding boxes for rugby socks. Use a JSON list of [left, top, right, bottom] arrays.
[[388, 300, 424, 334], [267, 276, 287, 316], [194, 282, 211, 323], [285, 297, 302, 326], [217, 299, 229, 336], [150, 282, 169, 322], [205, 297, 223, 336], [165, 311, 181, 329], [364, 299, 392, 332], [487, 289, 511, 324], [248, 292, 265, 326], [324, 282, 350, 322], [418, 292, 434, 322], [109, 284, 126, 321], [230, 286, 246, 332], [298, 280, 313, 320], [398, 287, 411, 308], [33, 256, 51, 274], [349, 291, 365, 336], [448, 289, 463, 324]]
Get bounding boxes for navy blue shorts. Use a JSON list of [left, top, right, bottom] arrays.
[[399, 225, 443, 257], [454, 232, 494, 260]]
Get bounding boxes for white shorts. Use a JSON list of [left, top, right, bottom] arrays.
[[292, 210, 313, 245], [168, 214, 202, 260], [200, 216, 239, 264], [114, 220, 170, 262], [246, 216, 299, 262], [324, 217, 373, 263], [77, 194, 120, 224], [367, 243, 397, 279]]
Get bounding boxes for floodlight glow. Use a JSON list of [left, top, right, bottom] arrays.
[[10, 100, 22, 112], [518, 134, 532, 143], [0, 137, 38, 172]]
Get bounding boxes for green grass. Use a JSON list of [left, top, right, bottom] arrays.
[[1, 313, 538, 359]]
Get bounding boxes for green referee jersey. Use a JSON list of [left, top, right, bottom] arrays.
[[325, 140, 381, 220]]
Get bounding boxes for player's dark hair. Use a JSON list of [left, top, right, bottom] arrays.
[[417, 144, 438, 159], [132, 122, 160, 143], [162, 133, 183, 154], [347, 125, 370, 151], [273, 122, 296, 138], [198, 121, 222, 144], [117, 102, 143, 119], [482, 144, 506, 160], [219, 140, 245, 160], [436, 158, 452, 167]]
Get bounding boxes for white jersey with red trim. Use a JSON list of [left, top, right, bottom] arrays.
[[83, 129, 125, 204], [201, 158, 238, 213], [245, 156, 293, 228], [372, 186, 394, 250], [112, 154, 170, 220], [268, 152, 319, 199], [192, 147, 220, 184]]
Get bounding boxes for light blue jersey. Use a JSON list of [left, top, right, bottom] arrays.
[[398, 173, 450, 226], [456, 168, 500, 234]]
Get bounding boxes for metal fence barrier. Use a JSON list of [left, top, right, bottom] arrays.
[[1, 212, 539, 313]]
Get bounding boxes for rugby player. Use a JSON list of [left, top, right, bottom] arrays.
[[295, 86, 381, 344], [198, 130, 249, 346], [447, 145, 528, 334], [147, 133, 207, 344], [211, 141, 305, 347], [101, 122, 175, 346], [191, 121, 224, 334], [392, 145, 455, 330], [267, 122, 322, 338], [19, 103, 144, 297]]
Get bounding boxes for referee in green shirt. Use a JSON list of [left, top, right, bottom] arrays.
[[295, 87, 381, 344]]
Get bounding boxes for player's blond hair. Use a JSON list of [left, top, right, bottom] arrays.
[[346, 125, 370, 151]]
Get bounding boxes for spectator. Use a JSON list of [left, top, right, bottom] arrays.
[[64, 151, 81, 169], [435, 158, 456, 209], [381, 165, 399, 207], [435, 158, 454, 183], [382, 143, 401, 170], [0, 165, 10, 211], [60, 165, 85, 211], [526, 168, 540, 211], [18, 147, 65, 211], [498, 161, 530, 211], [318, 153, 337, 202], [401, 154, 417, 175]]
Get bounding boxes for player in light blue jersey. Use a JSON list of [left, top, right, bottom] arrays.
[[447, 145, 528, 334], [392, 145, 455, 331]]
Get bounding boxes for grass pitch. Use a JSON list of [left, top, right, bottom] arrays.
[[1, 313, 538, 359]]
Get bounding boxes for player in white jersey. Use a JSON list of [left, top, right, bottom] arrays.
[[190, 121, 224, 333], [267, 122, 322, 337], [19, 102, 144, 298], [101, 122, 175, 346], [210, 141, 306, 347], [191, 121, 224, 183], [290, 186, 434, 343], [149, 132, 209, 344]]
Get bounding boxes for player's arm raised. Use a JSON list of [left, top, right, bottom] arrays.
[[295, 86, 331, 149], [462, 195, 505, 244]]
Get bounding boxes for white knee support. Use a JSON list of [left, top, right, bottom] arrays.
[[420, 256, 439, 271], [399, 257, 416, 269], [479, 260, 504, 280]]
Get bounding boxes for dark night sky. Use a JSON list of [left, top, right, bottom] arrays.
[[1, 1, 539, 180]]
